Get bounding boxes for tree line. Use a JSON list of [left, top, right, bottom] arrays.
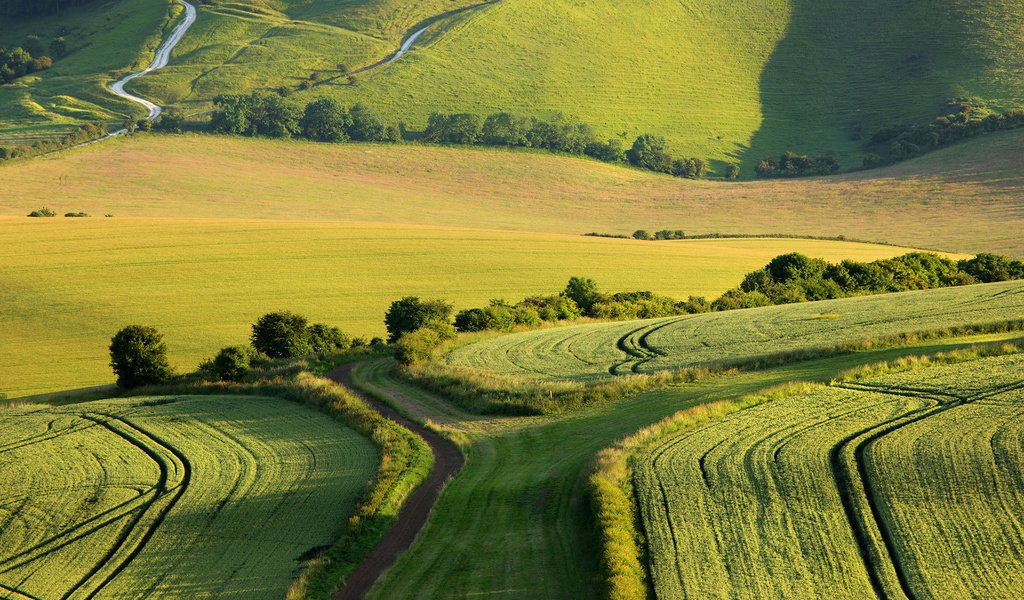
[[0, 121, 106, 161], [864, 98, 1024, 167], [166, 91, 715, 179]]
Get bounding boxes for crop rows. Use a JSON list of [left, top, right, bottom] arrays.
[[447, 280, 1024, 381], [0, 395, 377, 598], [633, 354, 1024, 599]]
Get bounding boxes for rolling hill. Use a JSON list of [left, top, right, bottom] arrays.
[[2, 129, 1024, 255]]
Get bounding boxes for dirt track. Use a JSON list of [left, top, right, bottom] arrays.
[[326, 363, 464, 599]]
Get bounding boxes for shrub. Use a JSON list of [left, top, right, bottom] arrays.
[[725, 164, 741, 180], [300, 97, 352, 142], [349, 103, 389, 142], [64, 212, 89, 217], [584, 139, 625, 162], [307, 323, 350, 353], [49, 36, 66, 58], [153, 112, 186, 134], [384, 297, 454, 343], [27, 207, 56, 217], [632, 230, 652, 240], [564, 276, 601, 313], [211, 345, 254, 381], [394, 327, 444, 364], [481, 112, 532, 146], [109, 325, 173, 388], [251, 311, 313, 358], [626, 134, 673, 174], [958, 253, 1024, 283]]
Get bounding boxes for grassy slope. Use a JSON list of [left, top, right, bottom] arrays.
[[0, 394, 377, 598], [317, 0, 1024, 173], [3, 129, 1024, 255], [0, 218, 914, 397], [347, 334, 1021, 598], [0, 0, 479, 139], [446, 281, 1024, 381], [633, 354, 1024, 599], [0, 0, 176, 142]]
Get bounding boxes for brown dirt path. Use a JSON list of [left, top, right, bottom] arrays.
[[326, 362, 464, 599]]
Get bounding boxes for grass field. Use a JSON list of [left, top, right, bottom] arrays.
[[0, 393, 377, 598], [3, 130, 1024, 255], [0, 217, 918, 397], [633, 353, 1024, 599], [344, 333, 1023, 598], [446, 280, 1024, 381]]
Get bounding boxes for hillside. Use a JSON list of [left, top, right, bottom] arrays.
[[2, 130, 1023, 255], [288, 0, 1024, 174]]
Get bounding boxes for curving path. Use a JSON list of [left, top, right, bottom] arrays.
[[108, 0, 197, 121], [326, 363, 464, 599]]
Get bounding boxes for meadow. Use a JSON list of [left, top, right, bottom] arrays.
[[2, 130, 1024, 255], [0, 393, 377, 598], [445, 280, 1024, 381], [633, 352, 1024, 599], [0, 217, 915, 397]]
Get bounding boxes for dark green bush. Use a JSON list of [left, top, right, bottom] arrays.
[[385, 297, 454, 343], [27, 207, 56, 217], [211, 345, 254, 381], [251, 311, 313, 358], [307, 323, 351, 353], [109, 325, 173, 388]]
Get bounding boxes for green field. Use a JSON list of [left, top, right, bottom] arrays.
[[0, 394, 377, 598], [446, 280, 1024, 381], [0, 217, 918, 397], [345, 334, 1024, 598], [633, 353, 1024, 599], [3, 130, 1024, 255]]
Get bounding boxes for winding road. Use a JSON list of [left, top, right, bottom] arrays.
[[108, 0, 197, 123]]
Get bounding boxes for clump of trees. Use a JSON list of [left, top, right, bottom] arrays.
[[755, 151, 840, 178], [251, 311, 351, 358], [1, 33, 67, 83], [209, 92, 398, 142], [864, 98, 1024, 167], [109, 325, 173, 388], [27, 207, 56, 217], [734, 251, 1024, 306], [632, 229, 686, 241]]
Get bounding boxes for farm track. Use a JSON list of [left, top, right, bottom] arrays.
[[326, 363, 464, 600]]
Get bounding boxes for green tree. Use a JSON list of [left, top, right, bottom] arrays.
[[300, 98, 352, 142], [349, 103, 389, 141], [725, 164, 741, 180], [109, 325, 172, 388], [626, 134, 673, 173], [307, 323, 350, 353], [211, 346, 253, 381], [564, 276, 600, 313], [48, 36, 66, 58], [251, 311, 312, 358], [384, 297, 454, 343]]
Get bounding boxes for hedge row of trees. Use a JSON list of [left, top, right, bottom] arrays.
[[0, 121, 106, 161], [864, 98, 1024, 167], [755, 151, 840, 178], [109, 311, 377, 388], [208, 92, 399, 142], [1, 35, 65, 83], [733, 251, 1024, 307], [384, 252, 1024, 362]]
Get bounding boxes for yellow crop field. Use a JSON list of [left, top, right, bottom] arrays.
[[0, 217, 925, 397]]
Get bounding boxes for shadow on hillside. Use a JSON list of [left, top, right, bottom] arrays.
[[741, 0, 967, 173]]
